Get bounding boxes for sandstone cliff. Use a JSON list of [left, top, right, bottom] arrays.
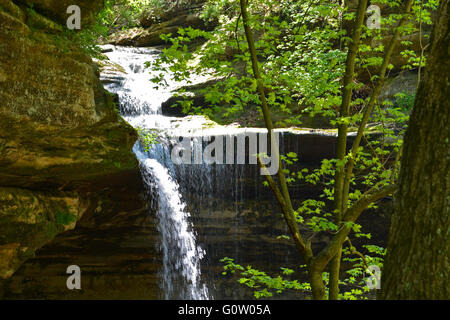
[[0, 0, 144, 282]]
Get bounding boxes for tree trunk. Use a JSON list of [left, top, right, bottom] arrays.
[[308, 264, 326, 300], [379, 0, 449, 300]]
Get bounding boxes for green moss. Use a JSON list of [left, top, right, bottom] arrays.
[[105, 90, 121, 115], [0, 0, 26, 21], [54, 211, 77, 226], [25, 7, 63, 33], [0, 219, 57, 247], [41, 222, 60, 239]]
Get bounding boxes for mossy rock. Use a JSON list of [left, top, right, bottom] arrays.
[[0, 187, 83, 279]]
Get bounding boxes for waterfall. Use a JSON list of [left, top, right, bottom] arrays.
[[99, 45, 320, 300], [135, 147, 208, 299], [101, 45, 210, 300]]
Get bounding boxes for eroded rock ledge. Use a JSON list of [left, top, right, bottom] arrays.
[[107, 0, 214, 47], [0, 0, 145, 283]]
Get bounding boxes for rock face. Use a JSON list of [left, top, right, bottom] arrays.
[[14, 0, 103, 25], [379, 70, 418, 103], [140, 0, 206, 28], [0, 187, 84, 279], [0, 0, 145, 283], [2, 172, 156, 299], [109, 11, 209, 47], [108, 1, 214, 47]]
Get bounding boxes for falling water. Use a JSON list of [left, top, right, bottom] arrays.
[[101, 45, 210, 299], [100, 45, 335, 300], [135, 147, 208, 299]]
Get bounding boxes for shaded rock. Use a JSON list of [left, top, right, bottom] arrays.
[[379, 70, 418, 103], [140, 1, 206, 28], [0, 0, 144, 281], [160, 77, 335, 128], [94, 56, 127, 86], [109, 9, 211, 47], [15, 0, 103, 26], [0, 187, 85, 279], [0, 0, 27, 21], [161, 92, 202, 117], [372, 31, 432, 72], [2, 174, 157, 299]]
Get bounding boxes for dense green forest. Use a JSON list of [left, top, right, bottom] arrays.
[[0, 0, 448, 301]]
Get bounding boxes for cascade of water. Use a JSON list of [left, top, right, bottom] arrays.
[[100, 45, 311, 300], [102, 46, 162, 116], [101, 45, 210, 300], [135, 146, 208, 299]]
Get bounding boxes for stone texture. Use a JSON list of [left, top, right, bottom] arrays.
[[0, 1, 138, 189], [0, 187, 85, 279], [0, 0, 144, 281], [379, 70, 418, 103], [108, 2, 214, 47], [139, 0, 206, 28], [2, 173, 154, 299], [110, 11, 208, 47], [14, 0, 104, 26]]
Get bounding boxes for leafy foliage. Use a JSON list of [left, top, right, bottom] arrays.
[[136, 127, 159, 152], [150, 0, 348, 126], [51, 0, 158, 57], [220, 258, 312, 299], [102, 0, 158, 31], [148, 0, 438, 300]]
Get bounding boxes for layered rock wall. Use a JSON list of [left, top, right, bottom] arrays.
[[0, 0, 145, 283]]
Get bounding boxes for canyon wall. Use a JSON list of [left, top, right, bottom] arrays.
[[0, 0, 146, 284]]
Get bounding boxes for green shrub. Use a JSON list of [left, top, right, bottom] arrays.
[[394, 91, 416, 111]]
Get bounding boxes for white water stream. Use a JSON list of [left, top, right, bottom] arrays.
[[99, 45, 338, 300], [101, 45, 210, 299]]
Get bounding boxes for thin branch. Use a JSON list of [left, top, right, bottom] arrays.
[[345, 237, 370, 271], [240, 0, 311, 259], [235, 12, 242, 52], [341, 0, 415, 208], [330, 0, 369, 300], [257, 157, 310, 258], [258, 157, 288, 211], [313, 184, 396, 271]]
